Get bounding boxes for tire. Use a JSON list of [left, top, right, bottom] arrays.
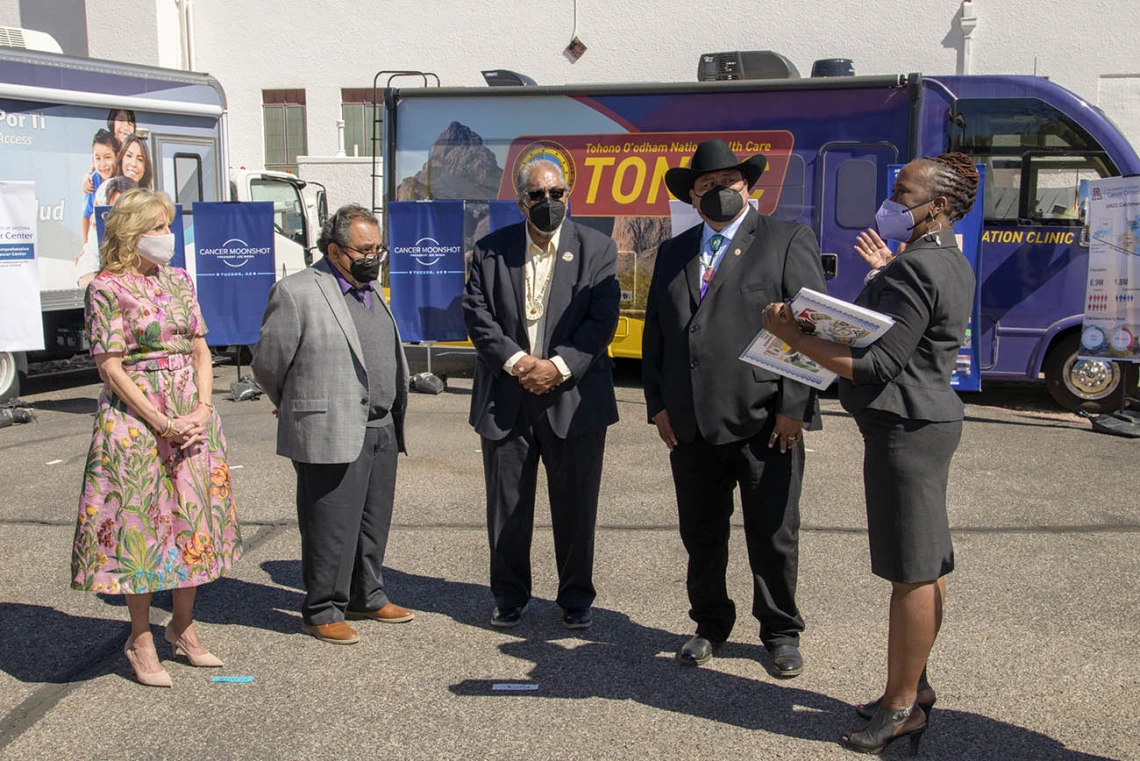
[[1043, 333, 1127, 413], [0, 352, 25, 403]]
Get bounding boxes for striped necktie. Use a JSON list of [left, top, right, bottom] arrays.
[[701, 234, 725, 301]]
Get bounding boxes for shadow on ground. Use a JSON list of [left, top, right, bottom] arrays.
[[256, 562, 1111, 761]]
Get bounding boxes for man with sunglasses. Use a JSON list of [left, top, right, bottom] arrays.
[[642, 140, 826, 677], [463, 159, 620, 630], [253, 204, 413, 645]]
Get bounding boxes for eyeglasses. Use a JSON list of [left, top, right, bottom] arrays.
[[343, 245, 386, 260], [525, 187, 568, 202]]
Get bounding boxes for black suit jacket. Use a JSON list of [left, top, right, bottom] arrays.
[[839, 233, 976, 422], [642, 207, 827, 445], [462, 219, 621, 441]]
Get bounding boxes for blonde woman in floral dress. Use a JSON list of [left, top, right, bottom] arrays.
[[71, 189, 242, 687]]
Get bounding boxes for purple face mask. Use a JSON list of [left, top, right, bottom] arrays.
[[875, 198, 931, 243]]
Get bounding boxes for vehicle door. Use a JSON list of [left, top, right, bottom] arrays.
[[816, 141, 900, 300]]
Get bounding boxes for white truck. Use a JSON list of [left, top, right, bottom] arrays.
[[0, 39, 326, 401]]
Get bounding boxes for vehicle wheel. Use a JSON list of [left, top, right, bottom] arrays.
[[0, 352, 26, 403], [1043, 333, 1125, 413]]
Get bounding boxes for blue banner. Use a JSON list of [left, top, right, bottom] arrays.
[[191, 202, 275, 346], [887, 164, 985, 392], [388, 201, 467, 342], [488, 200, 523, 234], [96, 203, 186, 269]]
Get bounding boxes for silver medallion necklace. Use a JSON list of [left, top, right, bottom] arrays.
[[525, 246, 555, 321]]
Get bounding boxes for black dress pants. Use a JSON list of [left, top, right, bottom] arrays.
[[670, 425, 805, 648], [482, 412, 606, 612], [293, 424, 398, 625]]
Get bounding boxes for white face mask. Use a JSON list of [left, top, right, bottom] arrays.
[[136, 232, 175, 265]]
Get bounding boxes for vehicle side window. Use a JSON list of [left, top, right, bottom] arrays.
[[950, 97, 1116, 224], [249, 179, 306, 244], [1025, 155, 1107, 221], [173, 154, 203, 206], [835, 158, 877, 229]]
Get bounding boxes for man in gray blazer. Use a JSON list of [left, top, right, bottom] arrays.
[[252, 204, 413, 645]]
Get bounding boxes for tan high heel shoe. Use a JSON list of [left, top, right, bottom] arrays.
[[124, 636, 173, 688], [164, 624, 224, 668]]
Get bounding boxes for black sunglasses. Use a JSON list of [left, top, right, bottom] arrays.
[[526, 187, 568, 202]]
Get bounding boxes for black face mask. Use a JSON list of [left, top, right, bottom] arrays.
[[697, 185, 745, 223], [344, 252, 381, 283], [527, 197, 566, 233]]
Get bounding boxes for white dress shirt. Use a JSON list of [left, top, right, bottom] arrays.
[[503, 224, 572, 381]]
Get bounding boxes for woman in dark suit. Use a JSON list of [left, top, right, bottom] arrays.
[[762, 152, 979, 755]]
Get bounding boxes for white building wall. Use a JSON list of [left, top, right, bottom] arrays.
[[0, 2, 20, 29], [86, 0, 158, 66]]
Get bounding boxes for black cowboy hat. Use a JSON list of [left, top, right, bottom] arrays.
[[664, 139, 767, 201]]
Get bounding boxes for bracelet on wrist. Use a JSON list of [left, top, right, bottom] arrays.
[[199, 400, 215, 411], [159, 417, 174, 439]]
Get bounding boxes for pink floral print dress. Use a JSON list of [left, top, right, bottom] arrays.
[[71, 266, 242, 594]]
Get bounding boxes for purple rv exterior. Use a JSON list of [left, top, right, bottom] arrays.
[[385, 72, 1140, 409]]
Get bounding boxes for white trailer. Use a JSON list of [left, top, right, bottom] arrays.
[[0, 41, 326, 400]]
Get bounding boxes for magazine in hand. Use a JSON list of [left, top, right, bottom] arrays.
[[739, 287, 895, 389]]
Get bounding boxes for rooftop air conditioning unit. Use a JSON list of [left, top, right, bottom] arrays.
[[0, 26, 64, 53], [697, 51, 800, 82]]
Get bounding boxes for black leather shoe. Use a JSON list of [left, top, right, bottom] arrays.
[[769, 644, 804, 678], [677, 635, 721, 666], [562, 608, 593, 629], [490, 607, 523, 628]]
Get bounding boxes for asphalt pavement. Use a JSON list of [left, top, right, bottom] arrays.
[[0, 349, 1136, 760]]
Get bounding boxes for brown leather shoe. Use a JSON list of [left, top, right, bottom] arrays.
[[346, 602, 415, 624], [301, 621, 360, 644]]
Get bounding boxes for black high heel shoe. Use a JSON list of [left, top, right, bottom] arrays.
[[855, 682, 936, 720], [842, 703, 927, 755]]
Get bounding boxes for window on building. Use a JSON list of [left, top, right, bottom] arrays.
[[263, 89, 307, 173], [341, 88, 381, 157]]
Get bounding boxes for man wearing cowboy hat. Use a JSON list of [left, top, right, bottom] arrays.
[[642, 139, 826, 677]]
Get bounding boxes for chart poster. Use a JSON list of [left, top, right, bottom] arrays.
[[0, 181, 44, 351], [1080, 176, 1140, 363]]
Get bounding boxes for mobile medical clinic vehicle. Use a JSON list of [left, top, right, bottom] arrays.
[[381, 53, 1140, 411], [0, 37, 327, 401]]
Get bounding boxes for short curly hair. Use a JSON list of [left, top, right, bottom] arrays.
[[317, 204, 379, 256]]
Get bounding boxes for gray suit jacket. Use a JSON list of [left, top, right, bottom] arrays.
[[251, 257, 409, 464], [839, 233, 976, 422]]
